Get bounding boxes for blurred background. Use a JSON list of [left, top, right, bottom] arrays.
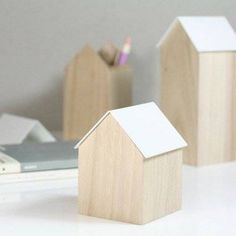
[[0, 0, 235, 131]]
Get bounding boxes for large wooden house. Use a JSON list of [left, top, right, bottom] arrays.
[[158, 17, 236, 165]]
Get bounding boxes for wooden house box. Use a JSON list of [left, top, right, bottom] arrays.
[[63, 45, 132, 140], [158, 17, 236, 166], [75, 102, 187, 224]]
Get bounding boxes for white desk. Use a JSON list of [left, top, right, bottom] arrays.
[[0, 163, 236, 236]]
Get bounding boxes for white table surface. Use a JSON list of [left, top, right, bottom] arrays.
[[0, 163, 236, 236]]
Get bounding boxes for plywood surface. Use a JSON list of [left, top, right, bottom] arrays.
[[160, 22, 199, 165], [78, 112, 183, 224], [198, 52, 236, 165], [160, 20, 236, 166], [63, 46, 110, 140], [143, 150, 182, 223], [79, 114, 144, 224]]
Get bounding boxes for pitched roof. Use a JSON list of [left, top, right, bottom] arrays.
[[75, 102, 187, 158], [157, 16, 236, 52], [0, 114, 56, 145]]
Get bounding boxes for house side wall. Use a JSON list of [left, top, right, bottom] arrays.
[[63, 46, 111, 140], [198, 52, 236, 165], [79, 114, 144, 224], [143, 150, 182, 223], [160, 22, 199, 165], [232, 54, 236, 161]]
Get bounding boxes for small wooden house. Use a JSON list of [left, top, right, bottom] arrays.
[[63, 45, 132, 141], [158, 16, 236, 166], [75, 102, 187, 224]]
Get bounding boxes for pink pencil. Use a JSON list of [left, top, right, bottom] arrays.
[[117, 36, 132, 65]]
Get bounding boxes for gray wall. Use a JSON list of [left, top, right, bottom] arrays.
[[0, 0, 235, 131]]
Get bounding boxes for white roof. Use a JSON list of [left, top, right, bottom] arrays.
[[157, 16, 236, 52], [0, 114, 56, 145], [75, 102, 187, 158]]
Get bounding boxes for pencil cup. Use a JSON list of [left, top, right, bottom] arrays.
[[63, 45, 132, 140]]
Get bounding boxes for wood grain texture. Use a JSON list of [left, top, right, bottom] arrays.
[[160, 22, 199, 165], [78, 113, 183, 224], [198, 52, 236, 165], [79, 114, 144, 224], [63, 45, 132, 140], [143, 150, 182, 223], [232, 54, 236, 161], [160, 21, 236, 166]]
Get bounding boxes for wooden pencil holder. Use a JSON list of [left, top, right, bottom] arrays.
[[63, 45, 132, 140]]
